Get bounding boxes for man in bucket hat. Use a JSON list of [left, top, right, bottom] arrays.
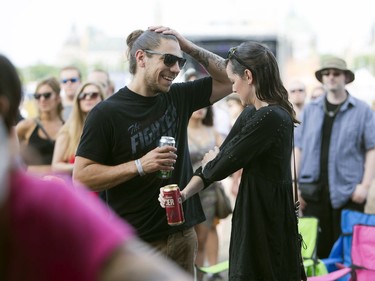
[[294, 56, 375, 258]]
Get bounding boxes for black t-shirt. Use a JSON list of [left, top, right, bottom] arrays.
[[76, 77, 212, 241], [320, 99, 343, 184]]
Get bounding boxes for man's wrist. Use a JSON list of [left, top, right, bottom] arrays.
[[135, 159, 146, 176]]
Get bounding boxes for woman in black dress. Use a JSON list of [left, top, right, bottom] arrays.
[[160, 41, 304, 281]]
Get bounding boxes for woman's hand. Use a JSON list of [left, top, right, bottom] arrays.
[[158, 187, 186, 208], [158, 187, 166, 208], [202, 146, 220, 171]]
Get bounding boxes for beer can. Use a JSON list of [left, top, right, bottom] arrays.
[[158, 136, 176, 179], [163, 184, 185, 226]]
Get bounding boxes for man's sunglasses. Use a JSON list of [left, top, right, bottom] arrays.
[[34, 92, 52, 100], [321, 70, 343, 77], [143, 50, 186, 69], [227, 47, 252, 70], [78, 92, 100, 100], [61, 77, 80, 84]]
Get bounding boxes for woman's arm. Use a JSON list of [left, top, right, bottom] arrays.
[[52, 131, 74, 174], [159, 175, 205, 208], [15, 118, 34, 142]]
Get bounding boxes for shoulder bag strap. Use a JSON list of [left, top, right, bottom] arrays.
[[292, 128, 307, 281], [292, 130, 300, 218]]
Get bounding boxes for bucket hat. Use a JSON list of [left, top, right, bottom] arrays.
[[315, 57, 355, 84]]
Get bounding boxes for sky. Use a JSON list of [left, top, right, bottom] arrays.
[[1, 0, 374, 68]]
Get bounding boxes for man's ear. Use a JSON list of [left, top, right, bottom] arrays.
[[135, 49, 147, 68]]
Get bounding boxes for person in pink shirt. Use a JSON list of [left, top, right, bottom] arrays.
[[0, 54, 191, 281]]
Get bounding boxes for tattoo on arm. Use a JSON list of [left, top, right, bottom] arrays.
[[189, 48, 225, 72]]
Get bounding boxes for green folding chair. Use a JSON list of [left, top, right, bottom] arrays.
[[196, 217, 327, 279], [299, 216, 328, 276], [195, 260, 229, 279]]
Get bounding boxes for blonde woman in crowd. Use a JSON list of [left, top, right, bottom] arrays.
[[52, 82, 105, 175], [16, 77, 64, 174]]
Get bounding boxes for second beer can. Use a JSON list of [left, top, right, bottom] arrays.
[[158, 136, 176, 179], [163, 184, 185, 226]]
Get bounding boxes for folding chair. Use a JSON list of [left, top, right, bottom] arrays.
[[321, 210, 375, 280], [299, 216, 328, 276], [307, 224, 375, 281], [195, 217, 327, 279], [195, 260, 229, 280]]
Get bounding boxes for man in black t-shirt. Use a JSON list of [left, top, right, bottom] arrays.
[[73, 26, 232, 275]]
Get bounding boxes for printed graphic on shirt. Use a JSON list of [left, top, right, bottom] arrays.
[[129, 104, 177, 155]]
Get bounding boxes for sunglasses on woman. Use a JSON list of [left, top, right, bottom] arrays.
[[143, 50, 186, 69], [34, 92, 52, 100], [78, 92, 100, 100]]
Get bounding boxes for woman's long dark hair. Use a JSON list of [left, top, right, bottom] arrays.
[[227, 42, 300, 124], [202, 106, 214, 127]]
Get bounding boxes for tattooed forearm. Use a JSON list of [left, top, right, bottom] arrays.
[[189, 47, 225, 71]]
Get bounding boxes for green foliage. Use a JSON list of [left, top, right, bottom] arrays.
[[19, 61, 89, 84], [352, 54, 375, 75], [20, 64, 60, 84]]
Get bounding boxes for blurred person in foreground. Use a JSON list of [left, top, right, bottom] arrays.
[[160, 42, 305, 281], [0, 53, 192, 281], [295, 56, 375, 258], [73, 26, 232, 275]]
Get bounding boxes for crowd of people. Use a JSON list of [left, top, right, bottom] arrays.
[[1, 24, 375, 281]]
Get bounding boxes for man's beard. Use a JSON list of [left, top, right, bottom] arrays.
[[145, 70, 172, 95]]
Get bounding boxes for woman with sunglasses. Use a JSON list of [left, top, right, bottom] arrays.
[[16, 77, 64, 174], [52, 82, 105, 176], [159, 42, 305, 281]]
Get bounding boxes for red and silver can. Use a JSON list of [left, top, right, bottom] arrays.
[[158, 136, 176, 179], [163, 184, 185, 226]]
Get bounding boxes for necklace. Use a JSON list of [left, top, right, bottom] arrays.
[[323, 100, 341, 117]]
